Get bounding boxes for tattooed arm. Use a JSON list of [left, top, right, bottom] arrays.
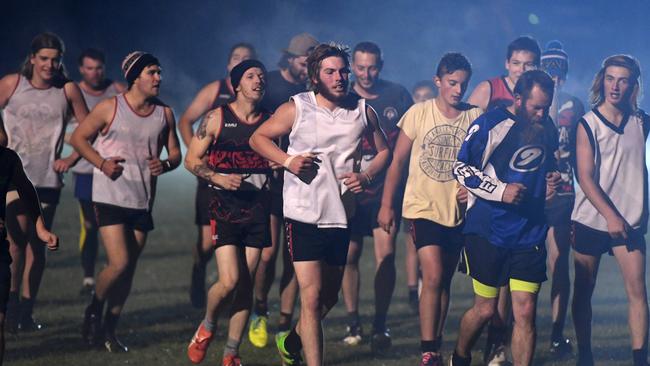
[[184, 108, 242, 190]]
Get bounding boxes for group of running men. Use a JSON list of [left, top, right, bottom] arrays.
[[0, 31, 647, 366]]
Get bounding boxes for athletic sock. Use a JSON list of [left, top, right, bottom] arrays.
[[19, 296, 34, 320], [284, 326, 302, 354], [347, 311, 360, 328], [451, 350, 471, 366], [277, 312, 292, 333], [88, 294, 105, 315], [408, 286, 418, 302], [254, 298, 268, 317], [103, 310, 120, 336], [633, 348, 648, 366], [550, 321, 564, 343], [223, 337, 241, 357], [202, 318, 216, 332], [373, 312, 387, 333]]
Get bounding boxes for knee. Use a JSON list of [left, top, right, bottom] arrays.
[[421, 270, 443, 292], [107, 259, 129, 275], [219, 274, 240, 293], [474, 300, 497, 322], [300, 289, 322, 315]]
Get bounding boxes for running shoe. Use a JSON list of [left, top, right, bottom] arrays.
[[104, 333, 129, 353], [222, 354, 243, 366], [485, 343, 509, 366], [549, 338, 573, 358], [342, 324, 363, 346], [18, 316, 43, 332], [188, 323, 214, 364], [276, 330, 303, 366], [420, 351, 443, 366], [370, 328, 392, 354], [81, 306, 102, 346], [248, 314, 268, 348]]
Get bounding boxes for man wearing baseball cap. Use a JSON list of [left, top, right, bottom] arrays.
[[540, 40, 584, 359], [249, 32, 318, 349]]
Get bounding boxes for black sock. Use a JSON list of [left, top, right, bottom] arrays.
[[452, 350, 471, 366], [347, 311, 360, 328], [408, 286, 418, 301], [550, 321, 564, 342], [420, 339, 440, 353], [254, 298, 268, 317], [373, 312, 387, 332], [487, 325, 507, 346], [7, 292, 18, 314], [278, 312, 292, 333], [633, 348, 648, 366], [88, 294, 105, 316], [284, 326, 302, 354], [19, 296, 34, 321], [104, 311, 120, 336]]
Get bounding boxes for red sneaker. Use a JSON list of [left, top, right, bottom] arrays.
[[222, 354, 243, 366], [187, 323, 214, 364]]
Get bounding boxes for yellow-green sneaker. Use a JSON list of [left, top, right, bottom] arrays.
[[275, 330, 303, 366], [248, 314, 268, 348]]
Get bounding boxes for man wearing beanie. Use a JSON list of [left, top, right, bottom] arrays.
[[250, 32, 318, 350], [186, 60, 272, 366], [540, 40, 584, 359], [178, 42, 257, 309], [72, 51, 181, 352]]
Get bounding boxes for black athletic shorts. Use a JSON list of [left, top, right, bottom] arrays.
[[409, 218, 464, 250], [0, 239, 11, 314], [210, 218, 270, 248], [35, 187, 61, 205], [93, 202, 154, 232], [572, 221, 646, 256], [544, 195, 574, 227], [460, 234, 547, 289], [285, 218, 350, 266], [349, 200, 402, 238], [195, 178, 211, 226]]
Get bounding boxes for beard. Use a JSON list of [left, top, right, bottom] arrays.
[[315, 79, 349, 103]]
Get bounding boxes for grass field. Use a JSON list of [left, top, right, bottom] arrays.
[[4, 169, 643, 365]]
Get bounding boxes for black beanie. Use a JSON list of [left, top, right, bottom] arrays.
[[121, 51, 160, 87], [230, 59, 266, 91]]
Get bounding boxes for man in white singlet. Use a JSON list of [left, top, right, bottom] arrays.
[[71, 51, 181, 353], [71, 48, 126, 296], [0, 32, 88, 332], [250, 43, 391, 366]]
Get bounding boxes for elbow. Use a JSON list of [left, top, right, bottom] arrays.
[[249, 135, 259, 152]]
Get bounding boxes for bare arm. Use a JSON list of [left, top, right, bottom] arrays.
[[178, 81, 220, 148], [377, 129, 413, 231], [54, 82, 90, 172], [360, 106, 391, 181], [250, 101, 302, 171], [0, 74, 19, 147], [574, 122, 629, 238], [467, 80, 491, 110], [149, 107, 182, 176]]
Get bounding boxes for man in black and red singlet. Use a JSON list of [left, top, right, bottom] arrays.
[[465, 35, 541, 366], [178, 43, 257, 309], [468, 36, 541, 111], [341, 41, 412, 352], [185, 60, 274, 366]]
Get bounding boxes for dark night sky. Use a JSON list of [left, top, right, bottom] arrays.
[[2, 0, 650, 112]]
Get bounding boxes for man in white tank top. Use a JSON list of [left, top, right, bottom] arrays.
[[71, 48, 126, 296], [177, 43, 256, 309], [571, 55, 650, 366], [0, 32, 88, 332], [250, 43, 391, 366], [71, 51, 181, 353]]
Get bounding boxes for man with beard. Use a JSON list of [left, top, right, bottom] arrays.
[[465, 35, 541, 365], [250, 43, 391, 366], [450, 70, 560, 366], [71, 48, 126, 296], [186, 60, 272, 366], [249, 32, 318, 349], [179, 43, 256, 308], [341, 41, 412, 352]]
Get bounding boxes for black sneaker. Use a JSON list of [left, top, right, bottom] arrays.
[[81, 307, 102, 346], [190, 264, 206, 308], [5, 300, 19, 334], [104, 333, 129, 353], [549, 338, 573, 358], [17, 316, 43, 332], [370, 328, 391, 354]]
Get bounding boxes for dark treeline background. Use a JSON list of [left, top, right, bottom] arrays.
[[2, 0, 649, 114]]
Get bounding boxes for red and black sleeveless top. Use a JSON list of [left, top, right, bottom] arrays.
[[206, 104, 272, 178], [487, 76, 515, 110]]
